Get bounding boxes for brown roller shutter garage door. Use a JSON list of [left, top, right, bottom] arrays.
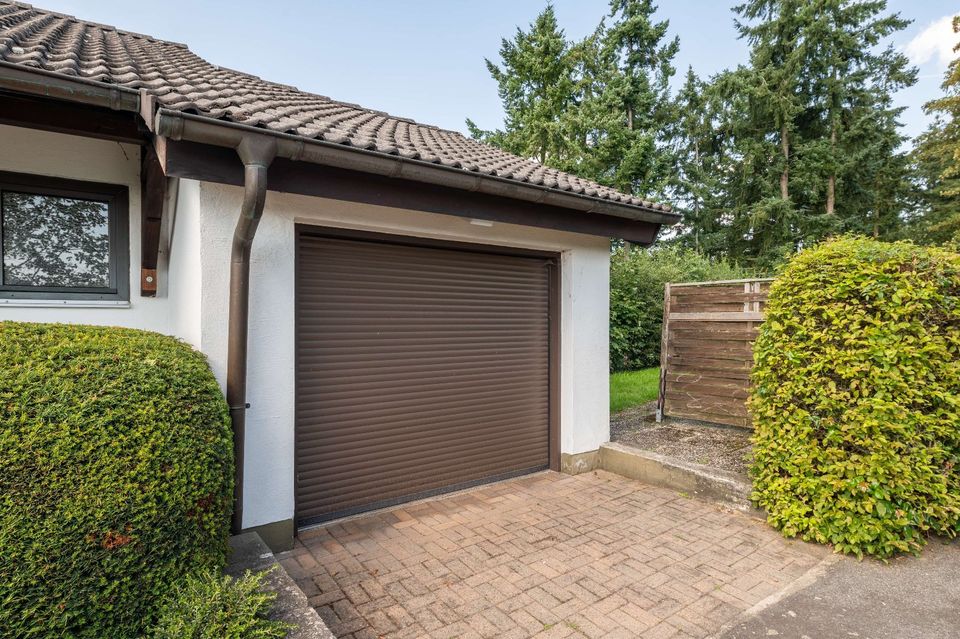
[[295, 227, 557, 527]]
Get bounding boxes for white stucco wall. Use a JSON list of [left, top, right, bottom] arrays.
[[196, 183, 612, 529], [0, 125, 202, 344], [166, 179, 203, 348], [0, 124, 612, 532]]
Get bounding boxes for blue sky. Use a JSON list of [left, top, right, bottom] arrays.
[[40, 1, 959, 141]]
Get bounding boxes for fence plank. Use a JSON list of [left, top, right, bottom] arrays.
[[658, 277, 769, 428], [669, 311, 765, 322]]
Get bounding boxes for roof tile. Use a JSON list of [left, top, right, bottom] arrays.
[[0, 1, 671, 214]]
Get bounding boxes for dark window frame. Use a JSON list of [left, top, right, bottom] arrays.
[[0, 171, 129, 301]]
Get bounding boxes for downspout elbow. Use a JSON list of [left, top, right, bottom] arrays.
[[227, 135, 277, 534]]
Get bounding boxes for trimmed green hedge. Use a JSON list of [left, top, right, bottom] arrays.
[[749, 237, 960, 558], [610, 245, 747, 371], [0, 322, 233, 637]]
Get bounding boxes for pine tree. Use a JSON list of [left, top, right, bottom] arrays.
[[671, 68, 733, 255], [588, 0, 679, 196], [802, 0, 914, 231], [466, 5, 579, 165], [674, 0, 916, 267], [909, 16, 960, 244], [468, 2, 679, 201]]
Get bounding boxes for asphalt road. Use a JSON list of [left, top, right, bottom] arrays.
[[719, 538, 960, 639]]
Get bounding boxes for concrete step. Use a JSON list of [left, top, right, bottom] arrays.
[[228, 532, 335, 639], [598, 442, 761, 515]]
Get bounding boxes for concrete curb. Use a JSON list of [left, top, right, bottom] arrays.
[[228, 533, 335, 639], [598, 442, 762, 516]]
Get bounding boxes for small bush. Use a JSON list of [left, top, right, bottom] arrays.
[[152, 569, 291, 639], [750, 237, 960, 558], [610, 245, 748, 371], [0, 322, 233, 637]]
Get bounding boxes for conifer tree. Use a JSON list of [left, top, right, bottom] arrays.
[[469, 2, 679, 200], [674, 0, 916, 267], [466, 5, 579, 166], [909, 16, 960, 244]]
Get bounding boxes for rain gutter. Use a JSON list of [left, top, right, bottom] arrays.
[[153, 109, 679, 225], [0, 60, 139, 111]]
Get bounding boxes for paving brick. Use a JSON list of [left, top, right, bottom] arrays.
[[289, 471, 826, 638]]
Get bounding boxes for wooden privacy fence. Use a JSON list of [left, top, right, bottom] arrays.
[[656, 278, 773, 428]]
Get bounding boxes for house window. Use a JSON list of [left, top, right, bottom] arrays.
[[0, 171, 129, 301]]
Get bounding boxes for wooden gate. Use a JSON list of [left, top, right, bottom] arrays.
[[656, 278, 773, 428]]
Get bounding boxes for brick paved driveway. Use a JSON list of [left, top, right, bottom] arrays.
[[278, 471, 826, 639]]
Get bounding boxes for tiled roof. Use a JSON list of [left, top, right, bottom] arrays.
[[0, 1, 672, 215]]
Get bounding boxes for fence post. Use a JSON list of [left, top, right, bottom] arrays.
[[656, 282, 671, 423]]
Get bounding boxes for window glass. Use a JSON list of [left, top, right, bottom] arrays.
[[1, 191, 110, 288]]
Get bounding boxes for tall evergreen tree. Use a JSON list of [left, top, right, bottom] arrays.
[[671, 68, 732, 254], [580, 0, 679, 196], [674, 0, 916, 267], [468, 1, 679, 200], [909, 16, 960, 244], [466, 5, 579, 165], [802, 0, 915, 233]]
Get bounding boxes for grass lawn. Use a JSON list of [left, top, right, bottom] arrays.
[[610, 367, 660, 413]]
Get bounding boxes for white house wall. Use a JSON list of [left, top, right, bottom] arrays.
[[197, 182, 612, 530], [0, 125, 202, 341], [166, 178, 203, 348], [0, 123, 612, 532]]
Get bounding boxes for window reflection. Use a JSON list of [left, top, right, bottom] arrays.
[[1, 192, 110, 288]]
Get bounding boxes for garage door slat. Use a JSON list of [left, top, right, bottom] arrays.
[[296, 405, 551, 454], [297, 431, 551, 484], [295, 232, 552, 526], [295, 396, 549, 440]]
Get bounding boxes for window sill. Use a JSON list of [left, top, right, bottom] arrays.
[[0, 299, 131, 309]]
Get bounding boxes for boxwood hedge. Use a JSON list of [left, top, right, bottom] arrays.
[[0, 322, 233, 637], [749, 237, 960, 558]]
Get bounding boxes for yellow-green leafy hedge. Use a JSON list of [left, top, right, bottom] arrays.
[[749, 237, 960, 558], [0, 323, 233, 637]]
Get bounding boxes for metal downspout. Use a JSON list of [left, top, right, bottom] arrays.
[[228, 135, 277, 534]]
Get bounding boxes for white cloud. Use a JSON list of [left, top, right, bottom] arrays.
[[905, 14, 959, 68]]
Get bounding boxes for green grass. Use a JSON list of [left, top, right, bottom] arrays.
[[610, 367, 660, 413]]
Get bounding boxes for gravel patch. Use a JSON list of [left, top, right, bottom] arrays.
[[611, 403, 754, 475]]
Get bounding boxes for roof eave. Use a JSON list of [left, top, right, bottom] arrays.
[[0, 60, 139, 112], [0, 63, 679, 226], [155, 109, 680, 226]]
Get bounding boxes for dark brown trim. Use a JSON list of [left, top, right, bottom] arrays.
[[292, 224, 302, 532], [292, 223, 561, 530], [140, 144, 166, 296], [548, 258, 562, 472], [0, 91, 147, 145], [0, 170, 129, 301], [157, 109, 677, 225], [164, 140, 662, 245]]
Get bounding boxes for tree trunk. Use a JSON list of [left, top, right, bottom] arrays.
[[627, 104, 634, 131], [780, 124, 789, 200], [826, 125, 836, 214]]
